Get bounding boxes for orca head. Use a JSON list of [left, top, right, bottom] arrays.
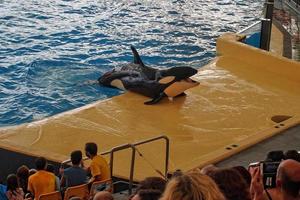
[[154, 66, 199, 97], [98, 70, 115, 86], [98, 70, 127, 90], [159, 67, 198, 81]]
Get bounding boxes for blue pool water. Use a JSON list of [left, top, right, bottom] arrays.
[[0, 0, 264, 127]]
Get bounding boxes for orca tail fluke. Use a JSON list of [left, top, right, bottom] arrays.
[[131, 46, 145, 66], [144, 92, 166, 105]]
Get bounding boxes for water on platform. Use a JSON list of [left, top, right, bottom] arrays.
[[0, 0, 264, 126]]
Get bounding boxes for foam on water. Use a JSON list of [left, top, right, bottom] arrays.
[[0, 0, 264, 126]]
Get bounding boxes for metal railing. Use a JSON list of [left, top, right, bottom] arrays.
[[285, 0, 300, 14], [264, 1, 274, 20], [260, 0, 274, 50], [62, 135, 170, 195], [260, 18, 272, 51], [238, 21, 261, 35], [239, 1, 274, 51], [107, 135, 169, 194], [290, 0, 300, 6]]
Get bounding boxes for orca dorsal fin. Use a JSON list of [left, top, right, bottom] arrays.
[[131, 46, 145, 66]]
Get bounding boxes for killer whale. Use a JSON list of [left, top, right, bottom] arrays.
[[98, 46, 199, 105]]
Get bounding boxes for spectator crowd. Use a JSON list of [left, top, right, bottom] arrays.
[[0, 142, 110, 200], [0, 146, 299, 200]]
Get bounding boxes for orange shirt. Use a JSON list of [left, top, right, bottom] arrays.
[[28, 170, 56, 200], [90, 155, 110, 181]]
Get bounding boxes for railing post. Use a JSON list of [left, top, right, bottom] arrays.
[[128, 145, 136, 195], [163, 136, 169, 178], [109, 150, 114, 179], [264, 2, 274, 20], [260, 18, 272, 51]]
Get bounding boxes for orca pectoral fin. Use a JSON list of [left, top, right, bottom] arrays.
[[144, 93, 166, 105]]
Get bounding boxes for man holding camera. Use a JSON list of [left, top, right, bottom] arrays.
[[251, 159, 300, 200]]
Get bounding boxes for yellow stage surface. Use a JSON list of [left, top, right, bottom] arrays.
[[0, 33, 300, 181]]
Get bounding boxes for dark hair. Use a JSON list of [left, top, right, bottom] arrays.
[[284, 150, 300, 162], [71, 150, 83, 165], [35, 157, 47, 170], [46, 164, 56, 174], [85, 142, 98, 156], [137, 189, 162, 200], [208, 168, 251, 200], [167, 169, 183, 179], [232, 166, 252, 187], [137, 177, 167, 194], [281, 169, 300, 198], [6, 174, 18, 192], [16, 165, 29, 193], [266, 150, 284, 162]]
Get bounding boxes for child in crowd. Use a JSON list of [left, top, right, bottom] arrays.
[[16, 165, 29, 195], [6, 174, 24, 200], [83, 142, 110, 184]]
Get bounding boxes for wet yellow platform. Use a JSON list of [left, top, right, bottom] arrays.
[[0, 33, 300, 181]]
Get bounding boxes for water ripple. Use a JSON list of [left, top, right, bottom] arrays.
[[0, 0, 264, 126]]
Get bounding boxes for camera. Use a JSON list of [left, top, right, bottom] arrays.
[[260, 161, 280, 188], [248, 161, 280, 188]]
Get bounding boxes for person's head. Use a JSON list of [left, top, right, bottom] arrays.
[[6, 174, 19, 192], [85, 142, 98, 158], [171, 169, 183, 178], [35, 157, 47, 170], [132, 189, 162, 200], [137, 177, 167, 193], [207, 168, 251, 200], [93, 191, 113, 200], [71, 150, 83, 165], [29, 168, 37, 176], [232, 166, 252, 187], [69, 197, 82, 200], [266, 150, 285, 162], [276, 159, 300, 199], [16, 165, 29, 180], [16, 165, 29, 191], [199, 164, 218, 175], [284, 150, 300, 162], [160, 172, 225, 200], [167, 169, 183, 179]]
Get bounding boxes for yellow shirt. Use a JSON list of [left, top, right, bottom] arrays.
[[28, 170, 56, 200], [90, 155, 110, 181]]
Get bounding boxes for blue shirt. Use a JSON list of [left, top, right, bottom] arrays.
[[63, 166, 87, 187], [0, 184, 8, 200]]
